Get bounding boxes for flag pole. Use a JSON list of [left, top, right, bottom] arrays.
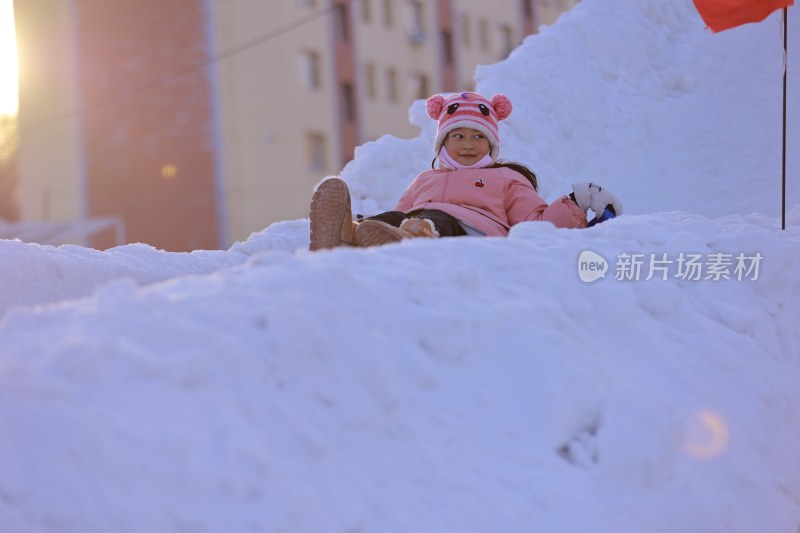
[[782, 7, 788, 230]]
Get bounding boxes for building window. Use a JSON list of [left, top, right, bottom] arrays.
[[307, 133, 326, 171], [341, 82, 355, 121], [301, 50, 322, 90], [411, 73, 429, 100], [478, 18, 490, 51], [386, 67, 398, 103], [336, 3, 350, 42], [408, 0, 425, 39], [522, 0, 534, 17], [382, 0, 393, 28], [500, 24, 514, 58], [441, 30, 454, 65], [460, 14, 471, 46], [362, 0, 371, 23], [364, 62, 377, 100]]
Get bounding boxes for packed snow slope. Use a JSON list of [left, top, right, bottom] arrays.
[[346, 0, 800, 220], [1, 0, 800, 532]]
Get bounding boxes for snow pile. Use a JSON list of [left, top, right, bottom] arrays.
[[1, 0, 800, 532], [343, 0, 798, 219], [1, 211, 799, 532]]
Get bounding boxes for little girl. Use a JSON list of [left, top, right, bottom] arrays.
[[309, 91, 622, 250]]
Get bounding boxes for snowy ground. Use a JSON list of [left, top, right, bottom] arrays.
[[1, 0, 799, 531]]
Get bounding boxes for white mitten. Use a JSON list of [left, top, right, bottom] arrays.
[[571, 182, 623, 217]]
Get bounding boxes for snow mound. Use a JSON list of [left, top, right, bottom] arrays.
[[1, 211, 799, 532]]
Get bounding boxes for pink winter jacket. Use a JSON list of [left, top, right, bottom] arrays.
[[395, 166, 587, 237]]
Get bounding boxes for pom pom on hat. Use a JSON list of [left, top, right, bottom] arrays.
[[490, 94, 512, 121], [428, 91, 512, 161], [426, 95, 446, 120]]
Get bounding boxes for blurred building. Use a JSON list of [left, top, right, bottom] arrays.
[[12, 0, 579, 251]]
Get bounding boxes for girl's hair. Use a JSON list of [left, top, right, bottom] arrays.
[[430, 157, 539, 191], [492, 161, 538, 191]]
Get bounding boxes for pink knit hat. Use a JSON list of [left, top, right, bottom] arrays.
[[426, 91, 512, 161]]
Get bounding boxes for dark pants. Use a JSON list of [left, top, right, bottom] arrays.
[[365, 209, 468, 237]]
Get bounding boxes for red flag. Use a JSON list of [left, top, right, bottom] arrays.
[[693, 0, 793, 32]]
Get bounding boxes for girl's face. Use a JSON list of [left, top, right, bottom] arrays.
[[443, 127, 491, 166]]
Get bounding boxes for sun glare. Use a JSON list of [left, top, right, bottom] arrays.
[[0, 0, 19, 117]]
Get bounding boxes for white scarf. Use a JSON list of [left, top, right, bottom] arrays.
[[437, 148, 495, 170]]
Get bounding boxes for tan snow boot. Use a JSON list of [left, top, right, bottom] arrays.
[[309, 178, 357, 251], [399, 218, 439, 239], [355, 220, 411, 247]]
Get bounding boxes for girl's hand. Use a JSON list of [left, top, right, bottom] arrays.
[[571, 182, 623, 217]]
